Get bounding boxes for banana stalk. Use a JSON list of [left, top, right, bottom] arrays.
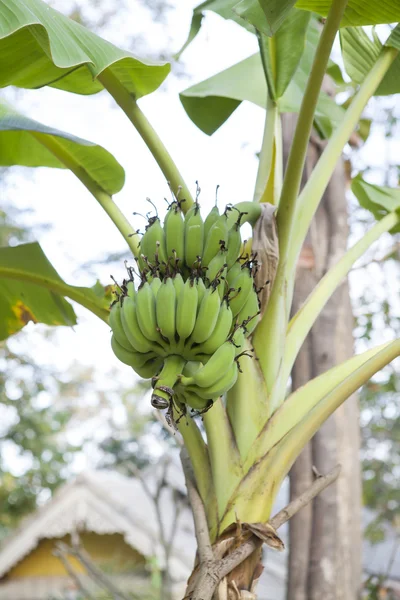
[[202, 399, 243, 523], [226, 344, 268, 459]]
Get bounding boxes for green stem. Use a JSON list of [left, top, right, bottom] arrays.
[[253, 95, 279, 204], [270, 211, 400, 411], [0, 267, 110, 323], [273, 113, 283, 205], [202, 398, 243, 522], [287, 46, 399, 278], [276, 0, 349, 256], [152, 355, 185, 406], [177, 414, 218, 539], [226, 347, 268, 459], [98, 69, 194, 212], [252, 268, 287, 396], [31, 132, 140, 257], [253, 46, 398, 395], [252, 0, 348, 391]]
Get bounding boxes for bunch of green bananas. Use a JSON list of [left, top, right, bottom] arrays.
[[109, 199, 262, 417]]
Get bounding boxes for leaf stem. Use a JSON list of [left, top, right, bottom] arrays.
[[253, 95, 279, 204], [203, 399, 243, 521], [226, 348, 268, 459], [287, 46, 399, 277], [253, 45, 398, 395], [268, 339, 400, 492], [270, 210, 400, 410], [253, 0, 348, 391], [276, 0, 349, 255], [226, 340, 400, 529], [31, 133, 140, 257], [0, 267, 110, 323], [98, 69, 194, 212], [245, 342, 391, 470]]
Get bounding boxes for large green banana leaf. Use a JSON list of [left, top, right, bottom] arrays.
[[340, 25, 400, 97], [0, 0, 169, 96], [0, 101, 124, 194], [256, 9, 311, 101], [180, 19, 343, 136], [351, 176, 400, 234], [235, 0, 297, 35], [295, 0, 400, 28], [182, 0, 400, 41], [0, 242, 111, 340]]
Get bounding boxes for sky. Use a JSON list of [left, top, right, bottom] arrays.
[[2, 0, 399, 473]]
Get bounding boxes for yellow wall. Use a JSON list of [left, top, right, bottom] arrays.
[[5, 532, 145, 579]]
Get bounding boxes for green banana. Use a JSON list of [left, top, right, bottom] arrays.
[[150, 276, 162, 296], [204, 204, 220, 239], [156, 278, 176, 344], [164, 202, 185, 265], [231, 327, 246, 356], [226, 220, 242, 269], [184, 203, 204, 268], [188, 362, 238, 399], [173, 272, 184, 297], [202, 214, 228, 267], [109, 198, 261, 397], [216, 265, 228, 300], [141, 217, 167, 266], [180, 340, 236, 388], [135, 357, 164, 379], [151, 354, 186, 408], [136, 282, 164, 343], [181, 388, 213, 411], [121, 296, 164, 354], [109, 303, 134, 352], [226, 261, 242, 288], [111, 335, 161, 378], [229, 267, 254, 316], [195, 277, 206, 307], [182, 360, 202, 377], [190, 287, 221, 344], [176, 278, 198, 342], [237, 289, 260, 335], [206, 248, 228, 284], [184, 202, 196, 222], [193, 301, 233, 355], [126, 280, 136, 299]]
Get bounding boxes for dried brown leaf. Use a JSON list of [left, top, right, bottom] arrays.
[[252, 203, 279, 316], [242, 522, 285, 552]]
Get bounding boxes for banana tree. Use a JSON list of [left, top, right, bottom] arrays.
[[0, 0, 400, 598]]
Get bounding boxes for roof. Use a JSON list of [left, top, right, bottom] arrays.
[[0, 456, 196, 582]]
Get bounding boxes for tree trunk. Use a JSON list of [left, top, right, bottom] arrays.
[[284, 113, 362, 600]]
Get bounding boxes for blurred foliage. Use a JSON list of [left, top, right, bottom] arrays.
[[0, 356, 75, 532], [362, 574, 399, 600], [0, 203, 78, 535], [361, 369, 399, 531], [350, 97, 400, 547]]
